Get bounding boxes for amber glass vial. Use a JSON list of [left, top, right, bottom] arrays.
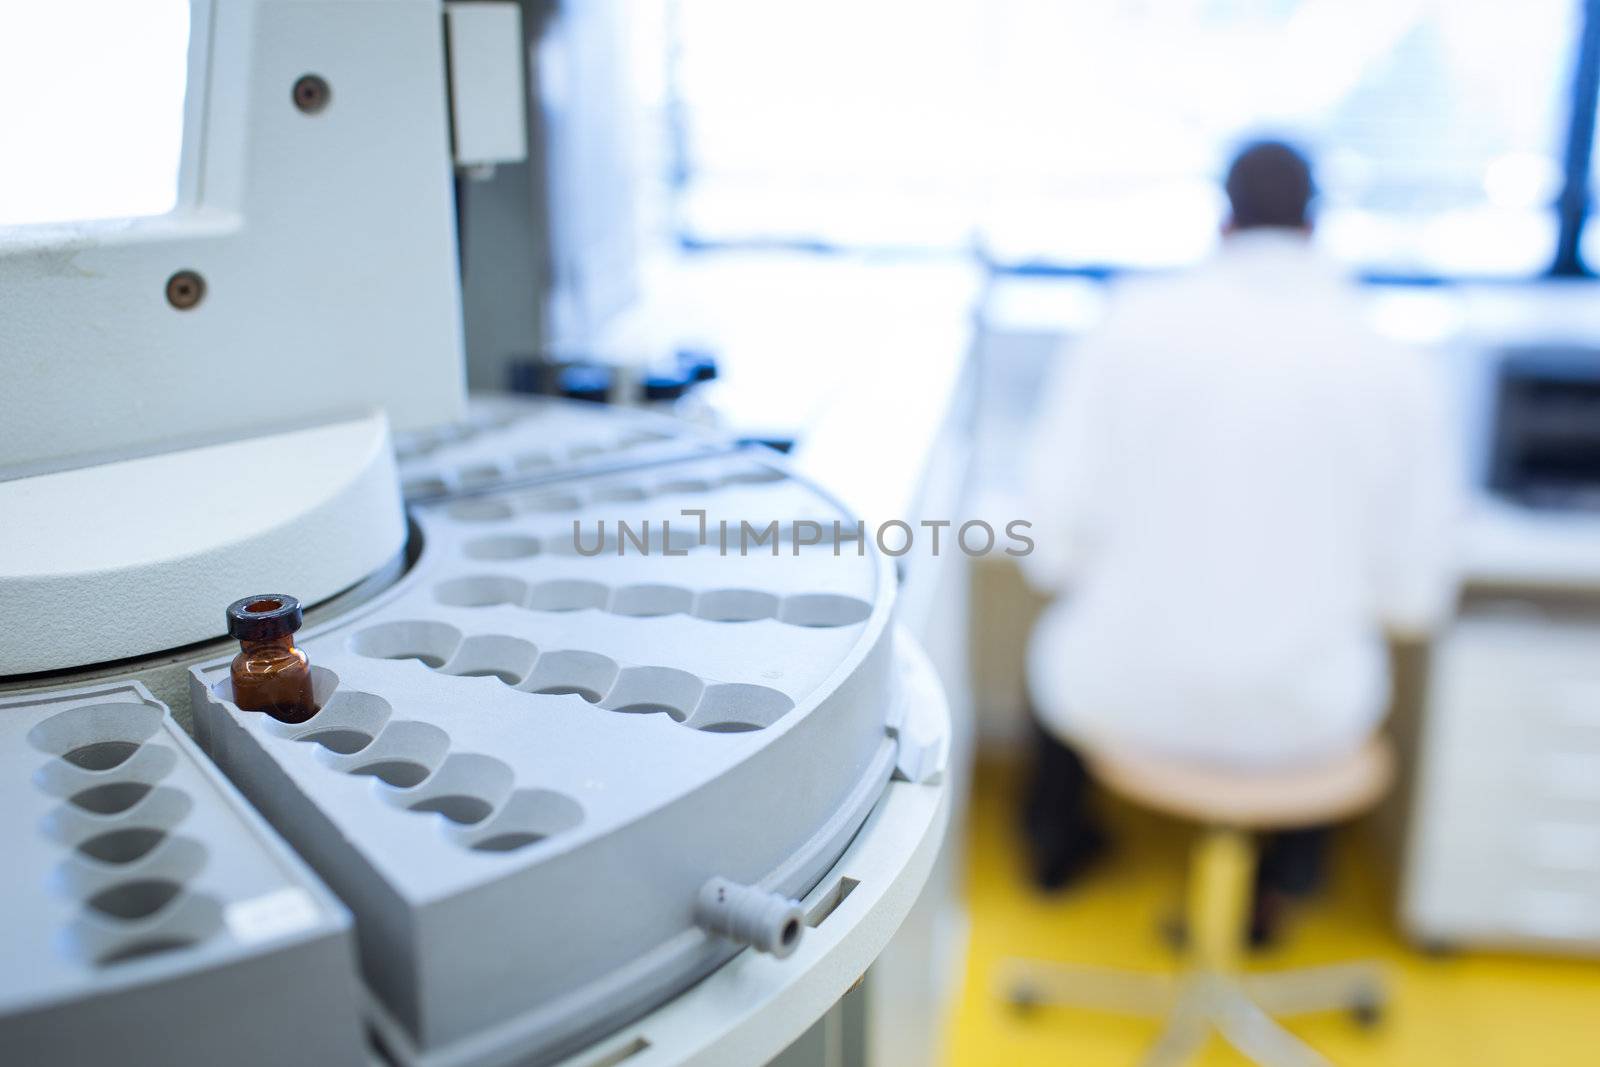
[[226, 594, 318, 724]]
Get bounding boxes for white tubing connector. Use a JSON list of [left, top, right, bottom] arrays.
[[694, 877, 805, 958]]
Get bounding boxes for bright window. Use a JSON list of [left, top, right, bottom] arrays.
[[667, 0, 1580, 276], [0, 2, 191, 226]]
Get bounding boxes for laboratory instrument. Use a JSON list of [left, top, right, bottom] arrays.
[[0, 3, 952, 1065]]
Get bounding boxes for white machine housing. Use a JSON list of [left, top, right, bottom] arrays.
[[0, 0, 472, 673]]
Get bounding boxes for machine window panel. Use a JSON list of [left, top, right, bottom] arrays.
[[0, 1, 191, 226]]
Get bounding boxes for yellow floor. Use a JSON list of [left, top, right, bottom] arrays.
[[945, 759, 1600, 1066]]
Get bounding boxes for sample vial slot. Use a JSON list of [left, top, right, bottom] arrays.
[[86, 879, 185, 921], [430, 576, 873, 631], [61, 741, 140, 772], [383, 752, 515, 828], [61, 780, 188, 825], [602, 666, 704, 723], [462, 534, 542, 561], [439, 634, 539, 685], [27, 702, 166, 769], [439, 462, 789, 523], [75, 827, 170, 866], [348, 621, 464, 670], [55, 835, 208, 901], [333, 721, 450, 786], [398, 411, 669, 491], [47, 785, 193, 841], [683, 684, 796, 733], [450, 787, 585, 854], [38, 745, 180, 812], [348, 621, 797, 732], [68, 783, 156, 816], [520, 650, 617, 702], [402, 475, 449, 498], [282, 685, 394, 746], [62, 891, 226, 969]]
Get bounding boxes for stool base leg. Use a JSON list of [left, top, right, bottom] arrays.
[[1242, 962, 1387, 1018], [999, 961, 1386, 1067], [999, 960, 1176, 1018], [1212, 978, 1333, 1067], [1138, 981, 1210, 1067]]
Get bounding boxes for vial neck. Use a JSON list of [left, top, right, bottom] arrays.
[[240, 635, 296, 654]]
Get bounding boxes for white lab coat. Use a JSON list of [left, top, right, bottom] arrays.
[[1023, 231, 1460, 768]]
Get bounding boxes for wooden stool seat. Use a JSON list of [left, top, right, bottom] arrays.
[[1085, 737, 1395, 831]]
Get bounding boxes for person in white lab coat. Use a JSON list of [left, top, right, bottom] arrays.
[[1020, 142, 1460, 926]]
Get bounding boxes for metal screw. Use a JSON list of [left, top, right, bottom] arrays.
[[165, 270, 205, 311], [292, 74, 331, 114]]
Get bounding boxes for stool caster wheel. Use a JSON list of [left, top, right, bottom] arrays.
[[1349, 989, 1384, 1029], [1008, 985, 1042, 1017]]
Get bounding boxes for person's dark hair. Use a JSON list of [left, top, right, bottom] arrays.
[[1224, 140, 1314, 231]]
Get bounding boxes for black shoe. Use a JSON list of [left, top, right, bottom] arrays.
[[1248, 889, 1289, 949], [1028, 824, 1109, 892]]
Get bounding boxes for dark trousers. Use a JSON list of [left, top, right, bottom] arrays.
[[1022, 722, 1329, 900]]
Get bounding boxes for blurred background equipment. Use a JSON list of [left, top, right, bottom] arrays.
[[1488, 345, 1600, 509]]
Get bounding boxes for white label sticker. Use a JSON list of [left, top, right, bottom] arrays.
[[224, 887, 321, 945]]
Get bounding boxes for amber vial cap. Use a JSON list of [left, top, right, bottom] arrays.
[[226, 595, 304, 641]]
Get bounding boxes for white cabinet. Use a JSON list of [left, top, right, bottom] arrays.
[[1403, 609, 1600, 951]]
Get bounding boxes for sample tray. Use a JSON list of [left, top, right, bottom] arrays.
[[0, 680, 366, 1067], [194, 439, 901, 1067]]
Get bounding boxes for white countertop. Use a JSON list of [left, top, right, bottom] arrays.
[[620, 249, 982, 521]]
